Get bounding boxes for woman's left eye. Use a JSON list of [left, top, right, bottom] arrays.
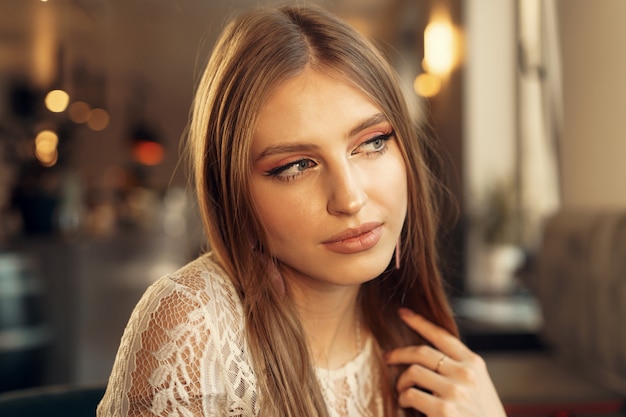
[[354, 131, 394, 155]]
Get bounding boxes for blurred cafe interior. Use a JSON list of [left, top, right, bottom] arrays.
[[1, 0, 626, 415]]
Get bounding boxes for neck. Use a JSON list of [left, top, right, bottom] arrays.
[[283, 269, 363, 370]]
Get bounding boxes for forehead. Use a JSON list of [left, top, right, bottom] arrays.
[[252, 69, 383, 147]]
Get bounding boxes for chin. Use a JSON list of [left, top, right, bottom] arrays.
[[330, 252, 395, 285]]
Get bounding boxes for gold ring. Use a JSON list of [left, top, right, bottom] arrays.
[[435, 354, 447, 373]]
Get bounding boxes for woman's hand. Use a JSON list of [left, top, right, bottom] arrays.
[[384, 308, 507, 417]]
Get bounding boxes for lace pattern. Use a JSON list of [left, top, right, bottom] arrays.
[[315, 337, 383, 417], [98, 254, 382, 416]]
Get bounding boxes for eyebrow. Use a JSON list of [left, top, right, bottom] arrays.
[[256, 112, 390, 160], [347, 112, 389, 137]]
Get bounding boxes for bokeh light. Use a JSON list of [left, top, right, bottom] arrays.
[[45, 89, 70, 113], [68, 101, 91, 124], [414, 73, 442, 97], [87, 108, 110, 131], [34, 129, 59, 167], [133, 141, 164, 166]]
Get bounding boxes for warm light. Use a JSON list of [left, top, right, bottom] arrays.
[[424, 20, 457, 76], [133, 141, 164, 166], [36, 148, 58, 167], [32, 0, 55, 87], [87, 108, 110, 131], [34, 130, 59, 167], [68, 101, 91, 123], [45, 89, 70, 112], [35, 130, 58, 153], [414, 73, 442, 97]]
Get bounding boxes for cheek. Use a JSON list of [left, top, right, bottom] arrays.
[[374, 157, 408, 214], [251, 184, 320, 244]]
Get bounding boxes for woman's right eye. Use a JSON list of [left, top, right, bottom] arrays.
[[265, 159, 317, 181]]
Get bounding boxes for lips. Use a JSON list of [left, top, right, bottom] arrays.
[[322, 222, 384, 254]]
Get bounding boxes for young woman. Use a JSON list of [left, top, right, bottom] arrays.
[[98, 5, 506, 417]]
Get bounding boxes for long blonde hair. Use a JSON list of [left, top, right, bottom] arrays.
[[188, 5, 458, 416]]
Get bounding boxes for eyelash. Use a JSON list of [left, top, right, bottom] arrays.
[[353, 131, 394, 157], [265, 130, 395, 182], [265, 159, 317, 181]]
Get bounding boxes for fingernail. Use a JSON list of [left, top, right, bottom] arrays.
[[398, 307, 414, 317]]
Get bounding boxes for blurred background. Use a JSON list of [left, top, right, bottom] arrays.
[[1, 0, 626, 414]]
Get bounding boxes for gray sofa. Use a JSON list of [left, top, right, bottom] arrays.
[[533, 210, 626, 395]]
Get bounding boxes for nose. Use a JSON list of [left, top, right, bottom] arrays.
[[326, 162, 367, 216]]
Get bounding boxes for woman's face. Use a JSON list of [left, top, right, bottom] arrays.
[[249, 68, 408, 289]]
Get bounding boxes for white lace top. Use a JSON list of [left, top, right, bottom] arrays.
[[97, 254, 384, 417]]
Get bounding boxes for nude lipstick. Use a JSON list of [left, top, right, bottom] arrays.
[[322, 222, 383, 254]]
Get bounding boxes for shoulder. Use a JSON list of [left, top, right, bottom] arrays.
[[112, 253, 236, 348], [170, 253, 228, 284], [98, 254, 249, 416], [105, 253, 244, 373], [141, 253, 241, 329], [159, 252, 231, 293], [139, 253, 235, 309]]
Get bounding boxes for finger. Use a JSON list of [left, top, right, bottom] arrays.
[[396, 363, 447, 393], [397, 386, 450, 414], [385, 344, 454, 376], [398, 308, 469, 360]]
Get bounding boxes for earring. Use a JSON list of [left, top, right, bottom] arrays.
[[395, 239, 401, 270]]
